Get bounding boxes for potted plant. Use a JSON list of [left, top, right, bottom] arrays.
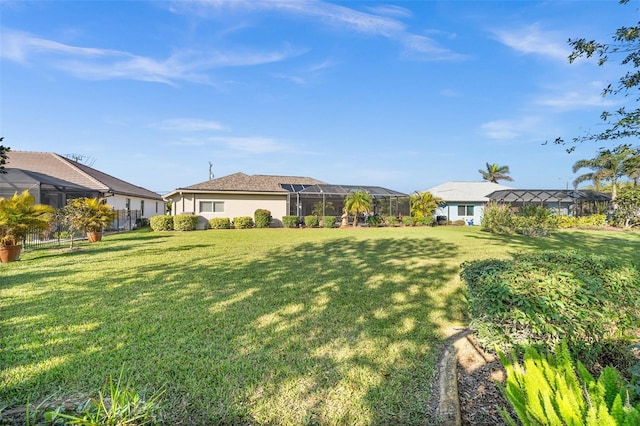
[[65, 197, 116, 243], [0, 190, 55, 262]]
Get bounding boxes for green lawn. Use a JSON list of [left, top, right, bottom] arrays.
[[1, 226, 639, 424]]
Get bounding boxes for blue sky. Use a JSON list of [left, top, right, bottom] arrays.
[[0, 1, 634, 194]]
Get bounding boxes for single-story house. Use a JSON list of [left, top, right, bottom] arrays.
[[1, 151, 166, 226], [164, 172, 409, 228], [427, 181, 514, 225]]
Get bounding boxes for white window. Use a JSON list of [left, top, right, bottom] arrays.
[[199, 201, 224, 213], [457, 205, 474, 216]]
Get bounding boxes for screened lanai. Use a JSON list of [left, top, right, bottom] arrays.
[[281, 184, 410, 218], [487, 189, 611, 216]]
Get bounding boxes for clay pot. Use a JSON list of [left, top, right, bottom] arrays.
[[87, 231, 103, 243], [0, 245, 22, 263]]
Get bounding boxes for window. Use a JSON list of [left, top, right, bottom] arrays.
[[199, 201, 224, 213], [457, 205, 474, 216], [141, 200, 145, 216]]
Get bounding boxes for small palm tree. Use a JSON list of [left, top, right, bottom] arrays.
[[0, 190, 54, 246], [410, 191, 444, 219], [479, 163, 514, 183], [622, 147, 640, 189], [344, 190, 373, 227], [572, 144, 634, 200]]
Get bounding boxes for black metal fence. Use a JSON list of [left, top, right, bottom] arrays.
[[23, 209, 143, 250]]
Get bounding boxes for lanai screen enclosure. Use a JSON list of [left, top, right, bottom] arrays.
[[487, 189, 611, 216], [281, 184, 410, 219]]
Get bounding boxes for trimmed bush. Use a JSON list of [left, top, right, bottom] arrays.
[[150, 215, 173, 231], [481, 201, 514, 234], [233, 216, 254, 229], [461, 250, 640, 369], [384, 216, 399, 227], [254, 209, 272, 228], [401, 216, 415, 226], [209, 217, 231, 229], [282, 215, 299, 228], [414, 216, 434, 226], [322, 216, 336, 228], [173, 214, 198, 231], [304, 215, 319, 228]]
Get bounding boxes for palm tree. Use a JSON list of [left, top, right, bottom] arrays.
[[572, 144, 634, 200], [410, 191, 444, 218], [343, 190, 372, 227], [479, 163, 514, 183], [622, 147, 640, 189]]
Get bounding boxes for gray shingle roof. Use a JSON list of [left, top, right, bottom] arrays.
[[5, 151, 163, 200], [176, 172, 326, 193]]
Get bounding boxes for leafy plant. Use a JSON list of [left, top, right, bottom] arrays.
[[254, 209, 271, 228], [383, 215, 399, 226], [149, 215, 173, 231], [481, 201, 514, 234], [401, 216, 415, 226], [232, 216, 253, 229], [282, 215, 299, 228], [365, 214, 382, 227], [321, 215, 336, 228], [498, 341, 640, 426], [311, 201, 335, 217], [173, 214, 198, 231], [304, 215, 319, 228], [409, 191, 443, 219], [45, 367, 164, 425], [209, 217, 231, 229], [0, 190, 55, 246], [63, 197, 116, 233], [461, 250, 640, 370], [343, 190, 372, 227]]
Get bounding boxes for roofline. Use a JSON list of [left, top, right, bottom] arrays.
[[163, 189, 289, 199]]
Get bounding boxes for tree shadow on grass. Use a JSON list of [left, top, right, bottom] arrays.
[[1, 233, 466, 425]]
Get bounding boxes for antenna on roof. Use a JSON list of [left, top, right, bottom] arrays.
[[209, 161, 214, 180], [64, 153, 96, 167]]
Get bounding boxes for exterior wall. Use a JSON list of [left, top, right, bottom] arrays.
[[168, 192, 288, 229], [106, 195, 165, 219], [435, 202, 484, 225]]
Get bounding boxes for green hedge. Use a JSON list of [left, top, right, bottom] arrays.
[[461, 250, 640, 369], [282, 216, 299, 228], [384, 216, 399, 226], [401, 216, 415, 226], [233, 216, 254, 229], [304, 215, 319, 228], [322, 216, 336, 228], [174, 214, 198, 231], [209, 217, 231, 229], [150, 215, 174, 231], [254, 209, 272, 228]]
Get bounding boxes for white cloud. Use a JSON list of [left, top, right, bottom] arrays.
[[0, 27, 302, 85], [534, 84, 617, 111], [176, 0, 464, 61], [155, 118, 228, 132], [491, 23, 570, 61], [480, 116, 546, 141]]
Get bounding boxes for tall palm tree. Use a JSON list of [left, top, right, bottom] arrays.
[[572, 144, 634, 200], [410, 191, 444, 218], [622, 147, 640, 189], [343, 190, 372, 227], [479, 163, 514, 183]]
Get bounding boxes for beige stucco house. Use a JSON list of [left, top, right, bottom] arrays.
[[163, 173, 326, 228]]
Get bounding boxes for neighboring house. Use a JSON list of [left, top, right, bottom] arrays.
[[164, 173, 327, 228], [164, 172, 409, 228], [427, 181, 514, 225], [0, 151, 165, 222]]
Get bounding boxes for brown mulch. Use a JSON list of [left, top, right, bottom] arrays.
[[452, 328, 514, 426]]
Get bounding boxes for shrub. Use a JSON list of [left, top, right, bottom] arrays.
[[304, 215, 319, 228], [173, 214, 198, 231], [577, 213, 607, 228], [401, 216, 415, 226], [365, 214, 382, 227], [557, 215, 578, 229], [254, 209, 272, 228], [481, 201, 514, 234], [282, 215, 299, 228], [322, 216, 336, 228], [209, 217, 231, 229], [233, 216, 253, 229], [384, 215, 399, 226], [414, 216, 434, 226], [150, 215, 173, 231], [498, 340, 640, 426], [461, 250, 640, 369]]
